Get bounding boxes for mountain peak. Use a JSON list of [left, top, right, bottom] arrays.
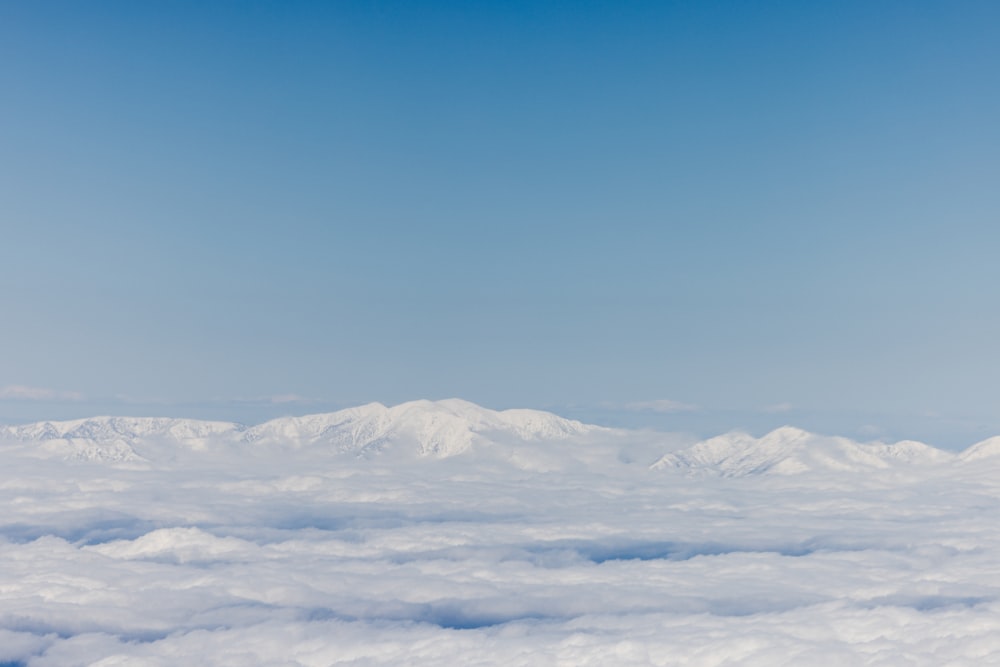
[[0, 416, 243, 443], [959, 436, 1000, 462], [651, 428, 951, 477], [243, 399, 598, 457]]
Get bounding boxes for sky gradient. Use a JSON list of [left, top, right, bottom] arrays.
[[2, 1, 998, 445]]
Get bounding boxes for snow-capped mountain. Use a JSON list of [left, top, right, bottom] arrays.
[[0, 416, 243, 443], [958, 436, 1000, 462], [0, 416, 245, 463], [4, 403, 989, 473], [243, 398, 599, 457], [650, 426, 953, 477], [0, 400, 599, 462]]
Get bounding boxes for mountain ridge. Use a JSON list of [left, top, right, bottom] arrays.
[[0, 399, 600, 461], [3, 402, 999, 472], [650, 425, 956, 477]]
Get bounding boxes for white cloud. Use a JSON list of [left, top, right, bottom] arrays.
[[762, 402, 794, 413], [209, 393, 320, 407], [0, 385, 84, 401], [858, 423, 885, 436], [1, 401, 1000, 665], [268, 393, 308, 404], [623, 399, 699, 413]]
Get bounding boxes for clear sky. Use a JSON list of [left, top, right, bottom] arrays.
[[2, 1, 998, 445]]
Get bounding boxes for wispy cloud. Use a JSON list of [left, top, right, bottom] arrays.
[[858, 424, 885, 437], [112, 394, 320, 408], [762, 402, 794, 414], [267, 394, 308, 404], [623, 399, 700, 414], [0, 385, 85, 401], [217, 394, 320, 407]]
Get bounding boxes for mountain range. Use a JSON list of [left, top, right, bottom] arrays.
[[2, 399, 999, 474], [0, 399, 599, 463]]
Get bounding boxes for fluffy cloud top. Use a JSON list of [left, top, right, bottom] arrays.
[[1, 399, 999, 665], [0, 385, 84, 401]]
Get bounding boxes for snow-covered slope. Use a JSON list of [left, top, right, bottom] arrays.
[[0, 416, 243, 443], [651, 426, 953, 477], [3, 403, 983, 473], [0, 400, 599, 462], [243, 398, 599, 457], [0, 416, 244, 463], [958, 436, 1000, 463]]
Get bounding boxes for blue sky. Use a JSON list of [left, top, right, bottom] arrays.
[[2, 1, 998, 445]]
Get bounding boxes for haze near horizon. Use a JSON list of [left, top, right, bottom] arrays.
[[2, 2, 998, 442]]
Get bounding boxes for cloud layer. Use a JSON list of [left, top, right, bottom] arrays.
[[2, 401, 1000, 665]]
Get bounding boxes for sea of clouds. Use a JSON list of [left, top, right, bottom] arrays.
[[2, 404, 999, 666]]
